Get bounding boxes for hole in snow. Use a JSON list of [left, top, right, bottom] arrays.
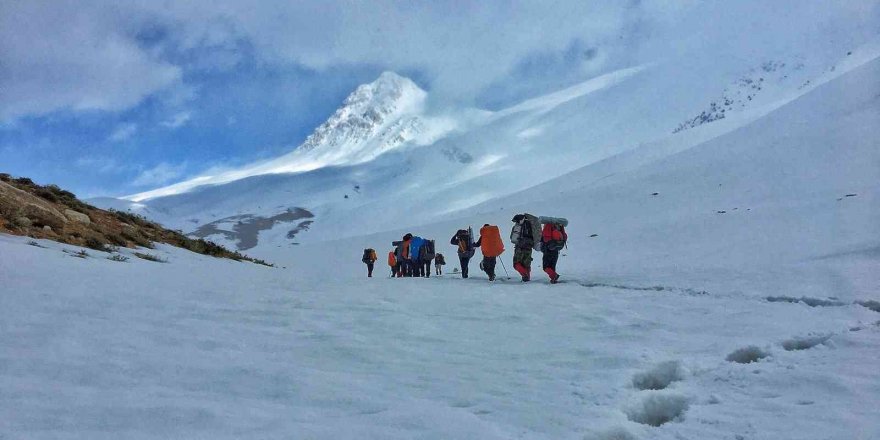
[[625, 394, 689, 427], [782, 335, 832, 351], [632, 361, 684, 390], [726, 346, 770, 364]]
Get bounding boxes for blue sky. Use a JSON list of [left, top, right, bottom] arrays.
[[1, 61, 386, 197], [2, 1, 876, 198]]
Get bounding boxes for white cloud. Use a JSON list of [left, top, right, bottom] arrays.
[[3, 0, 877, 121], [132, 162, 187, 187], [107, 123, 138, 142], [0, 2, 181, 121], [161, 111, 192, 129]]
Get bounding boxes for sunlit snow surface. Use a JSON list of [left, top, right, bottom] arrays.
[[1, 235, 878, 439], [7, 19, 880, 440]]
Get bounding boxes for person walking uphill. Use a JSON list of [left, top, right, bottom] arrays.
[[477, 224, 505, 282], [539, 217, 568, 284], [435, 253, 446, 275], [420, 239, 436, 278], [362, 248, 378, 277], [510, 213, 541, 282], [392, 241, 404, 277], [388, 248, 398, 277], [401, 233, 414, 277], [410, 235, 426, 277], [450, 228, 476, 278]]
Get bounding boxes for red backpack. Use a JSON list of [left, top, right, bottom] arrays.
[[541, 223, 567, 251]]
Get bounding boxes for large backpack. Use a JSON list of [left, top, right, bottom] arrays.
[[423, 239, 436, 260], [435, 254, 445, 265], [456, 228, 476, 258], [511, 213, 541, 251], [387, 251, 396, 267], [362, 248, 376, 263], [541, 223, 568, 252], [480, 225, 505, 257]]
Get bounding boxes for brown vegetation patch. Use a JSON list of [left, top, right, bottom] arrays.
[[0, 173, 272, 266]]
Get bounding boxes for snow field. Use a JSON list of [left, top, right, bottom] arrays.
[[2, 235, 878, 439]]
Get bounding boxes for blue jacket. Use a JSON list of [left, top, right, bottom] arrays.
[[410, 236, 425, 261]]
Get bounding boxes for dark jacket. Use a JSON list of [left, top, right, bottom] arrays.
[[451, 230, 475, 258]]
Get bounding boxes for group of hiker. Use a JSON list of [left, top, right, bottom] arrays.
[[362, 214, 568, 284]]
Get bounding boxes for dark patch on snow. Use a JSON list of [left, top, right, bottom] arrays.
[[191, 207, 314, 250], [765, 296, 846, 307], [625, 394, 689, 427], [856, 300, 880, 313], [286, 220, 314, 241], [726, 346, 769, 364], [632, 361, 684, 391], [580, 282, 708, 296], [441, 147, 473, 164], [782, 334, 832, 351]]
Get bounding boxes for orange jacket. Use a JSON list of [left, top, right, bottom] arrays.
[[402, 239, 411, 260]]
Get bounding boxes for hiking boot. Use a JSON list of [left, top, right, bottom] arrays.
[[489, 275, 495, 281], [521, 276, 530, 282], [550, 274, 560, 284]]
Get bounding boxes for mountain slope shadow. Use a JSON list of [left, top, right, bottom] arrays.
[[191, 207, 314, 250]]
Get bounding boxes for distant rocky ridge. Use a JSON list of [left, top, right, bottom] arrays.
[[674, 59, 812, 133], [0, 173, 271, 265]]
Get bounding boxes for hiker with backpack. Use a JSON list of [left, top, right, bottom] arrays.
[[392, 240, 404, 277], [401, 233, 414, 277], [410, 235, 428, 277], [477, 224, 504, 282], [435, 253, 446, 275], [510, 213, 541, 282], [420, 239, 436, 278], [539, 217, 568, 284], [388, 248, 398, 277], [450, 228, 476, 278], [362, 248, 378, 277]]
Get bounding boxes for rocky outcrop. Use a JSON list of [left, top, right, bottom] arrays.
[[0, 181, 68, 229], [64, 209, 91, 225]]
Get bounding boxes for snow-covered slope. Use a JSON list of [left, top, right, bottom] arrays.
[[8, 15, 880, 440], [91, 35, 878, 257]]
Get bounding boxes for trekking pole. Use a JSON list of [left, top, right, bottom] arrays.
[[499, 258, 511, 279]]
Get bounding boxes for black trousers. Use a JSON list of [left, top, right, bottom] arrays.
[[542, 250, 559, 273], [403, 260, 414, 277], [366, 262, 374, 277], [481, 256, 496, 279], [423, 260, 431, 277], [459, 255, 471, 278]]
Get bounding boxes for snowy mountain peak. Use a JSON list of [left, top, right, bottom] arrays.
[[299, 72, 428, 155]]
